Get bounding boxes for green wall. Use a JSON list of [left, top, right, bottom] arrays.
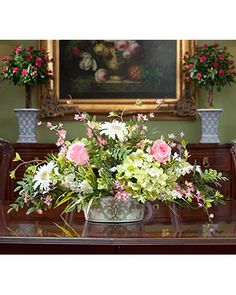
[[1, 40, 236, 144]]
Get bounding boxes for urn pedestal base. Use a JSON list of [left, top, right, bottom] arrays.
[[197, 109, 222, 143], [14, 108, 40, 143]]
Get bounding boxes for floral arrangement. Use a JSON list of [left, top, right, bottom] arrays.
[[1, 44, 51, 108], [183, 43, 236, 108], [8, 101, 226, 218]]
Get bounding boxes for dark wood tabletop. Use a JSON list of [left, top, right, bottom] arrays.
[[1, 200, 236, 254]]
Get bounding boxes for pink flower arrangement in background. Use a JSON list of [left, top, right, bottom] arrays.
[[183, 43, 236, 108], [0, 44, 51, 108]]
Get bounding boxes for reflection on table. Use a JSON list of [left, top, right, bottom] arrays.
[[1, 200, 236, 254]]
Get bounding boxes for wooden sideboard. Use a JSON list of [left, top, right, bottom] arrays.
[[6, 143, 235, 217], [185, 143, 234, 218]]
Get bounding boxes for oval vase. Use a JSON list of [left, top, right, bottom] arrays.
[[83, 196, 145, 223]]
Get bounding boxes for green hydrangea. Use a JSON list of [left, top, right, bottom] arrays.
[[116, 149, 190, 203]]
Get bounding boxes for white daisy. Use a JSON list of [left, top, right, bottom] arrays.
[[33, 162, 55, 193], [99, 120, 128, 141]]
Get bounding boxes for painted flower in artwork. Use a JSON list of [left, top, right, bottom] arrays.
[[79, 52, 97, 71], [95, 68, 109, 83], [61, 40, 164, 90], [76, 40, 143, 82]]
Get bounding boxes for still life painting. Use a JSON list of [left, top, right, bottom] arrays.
[[59, 40, 176, 99]]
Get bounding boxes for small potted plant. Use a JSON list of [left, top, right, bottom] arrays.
[[1, 44, 51, 143], [183, 43, 236, 143]]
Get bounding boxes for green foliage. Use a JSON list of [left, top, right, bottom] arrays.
[[1, 45, 51, 87], [183, 43, 236, 94], [9, 170, 16, 179], [141, 62, 162, 89], [13, 152, 21, 162]]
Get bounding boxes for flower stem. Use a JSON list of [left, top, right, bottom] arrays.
[[207, 88, 213, 108], [25, 85, 32, 108]]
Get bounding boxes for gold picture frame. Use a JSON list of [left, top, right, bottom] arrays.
[[39, 40, 196, 120]]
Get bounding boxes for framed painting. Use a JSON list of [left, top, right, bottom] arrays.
[[40, 40, 196, 119]]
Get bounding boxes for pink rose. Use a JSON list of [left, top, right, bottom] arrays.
[[35, 57, 43, 66], [200, 55, 206, 62], [213, 61, 219, 68], [13, 67, 18, 73], [21, 69, 28, 75], [66, 142, 89, 165], [219, 69, 224, 76], [14, 45, 22, 53], [95, 68, 109, 83], [1, 56, 8, 61], [27, 46, 34, 51], [115, 40, 129, 51], [188, 64, 193, 69], [147, 139, 171, 164], [128, 41, 140, 55], [196, 73, 202, 79], [218, 55, 224, 60]]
